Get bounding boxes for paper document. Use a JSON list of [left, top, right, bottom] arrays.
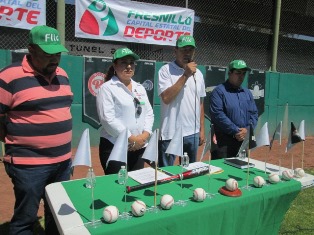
[[184, 162, 223, 174], [128, 168, 170, 184]]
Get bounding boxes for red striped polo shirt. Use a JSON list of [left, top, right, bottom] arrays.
[[0, 55, 73, 165]]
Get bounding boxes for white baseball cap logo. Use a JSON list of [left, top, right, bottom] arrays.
[[237, 60, 246, 66], [122, 48, 132, 54], [182, 37, 192, 42], [45, 34, 60, 42]]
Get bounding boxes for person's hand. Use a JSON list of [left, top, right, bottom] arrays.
[[128, 135, 136, 151], [183, 61, 197, 78], [199, 130, 205, 146], [128, 135, 146, 151], [234, 128, 247, 141], [134, 136, 146, 150]]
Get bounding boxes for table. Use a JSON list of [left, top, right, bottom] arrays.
[[46, 159, 303, 235], [249, 158, 314, 189]]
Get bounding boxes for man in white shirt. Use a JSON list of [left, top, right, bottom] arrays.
[[158, 35, 206, 166]]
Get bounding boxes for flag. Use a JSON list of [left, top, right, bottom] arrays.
[[286, 122, 302, 152], [142, 129, 159, 164], [298, 120, 305, 141], [71, 129, 92, 168], [249, 123, 257, 150], [166, 126, 183, 157], [255, 122, 270, 148], [282, 103, 289, 138], [291, 122, 302, 144], [106, 129, 128, 167], [269, 121, 282, 149]]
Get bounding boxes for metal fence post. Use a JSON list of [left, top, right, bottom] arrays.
[[271, 0, 282, 72], [57, 0, 66, 53]]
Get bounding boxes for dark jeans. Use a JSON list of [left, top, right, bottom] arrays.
[[4, 159, 71, 235], [99, 137, 145, 175], [158, 133, 200, 167], [211, 131, 242, 160]]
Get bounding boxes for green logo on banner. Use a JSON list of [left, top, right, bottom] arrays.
[[79, 0, 118, 36]]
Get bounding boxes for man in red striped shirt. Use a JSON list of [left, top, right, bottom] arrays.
[[0, 25, 72, 235]]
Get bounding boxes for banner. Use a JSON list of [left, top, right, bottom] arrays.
[[0, 0, 46, 29], [75, 0, 194, 46], [83, 57, 109, 128], [248, 70, 265, 116], [83, 56, 155, 128]]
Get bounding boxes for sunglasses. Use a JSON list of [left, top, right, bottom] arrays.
[[133, 97, 142, 116]]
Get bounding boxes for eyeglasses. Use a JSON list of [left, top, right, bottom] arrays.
[[133, 97, 142, 116]]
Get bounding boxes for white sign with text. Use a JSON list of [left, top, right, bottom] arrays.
[[0, 0, 46, 29], [75, 0, 194, 46]]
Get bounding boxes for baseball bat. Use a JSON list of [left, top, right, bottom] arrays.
[[126, 166, 209, 193]]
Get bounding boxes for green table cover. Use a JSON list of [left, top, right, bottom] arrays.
[[62, 160, 301, 235]]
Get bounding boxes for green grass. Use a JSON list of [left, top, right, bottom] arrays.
[[279, 169, 314, 235]]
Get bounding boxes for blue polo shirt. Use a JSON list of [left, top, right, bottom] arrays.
[[209, 81, 258, 136]]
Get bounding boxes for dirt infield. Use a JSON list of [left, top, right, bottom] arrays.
[[1, 137, 313, 225]]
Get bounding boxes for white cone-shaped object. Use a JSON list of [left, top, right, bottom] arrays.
[[298, 120, 305, 141], [142, 129, 159, 164], [72, 129, 92, 168], [106, 129, 128, 167], [166, 126, 183, 157], [255, 122, 270, 148]]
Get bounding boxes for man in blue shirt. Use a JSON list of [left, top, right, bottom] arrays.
[[209, 60, 258, 159]]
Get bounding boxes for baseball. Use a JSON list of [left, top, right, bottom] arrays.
[[160, 194, 174, 210], [253, 176, 265, 188], [294, 168, 305, 178], [225, 178, 238, 191], [193, 188, 206, 202], [268, 173, 280, 183], [131, 200, 146, 217], [282, 170, 294, 181], [103, 205, 119, 223]]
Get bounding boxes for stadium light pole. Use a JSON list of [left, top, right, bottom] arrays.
[[271, 0, 282, 72]]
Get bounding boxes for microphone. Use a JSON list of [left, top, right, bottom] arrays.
[[187, 59, 196, 81]]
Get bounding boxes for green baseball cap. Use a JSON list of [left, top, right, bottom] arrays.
[[113, 48, 140, 61], [229, 60, 251, 71], [176, 35, 196, 48], [29, 25, 68, 54]]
